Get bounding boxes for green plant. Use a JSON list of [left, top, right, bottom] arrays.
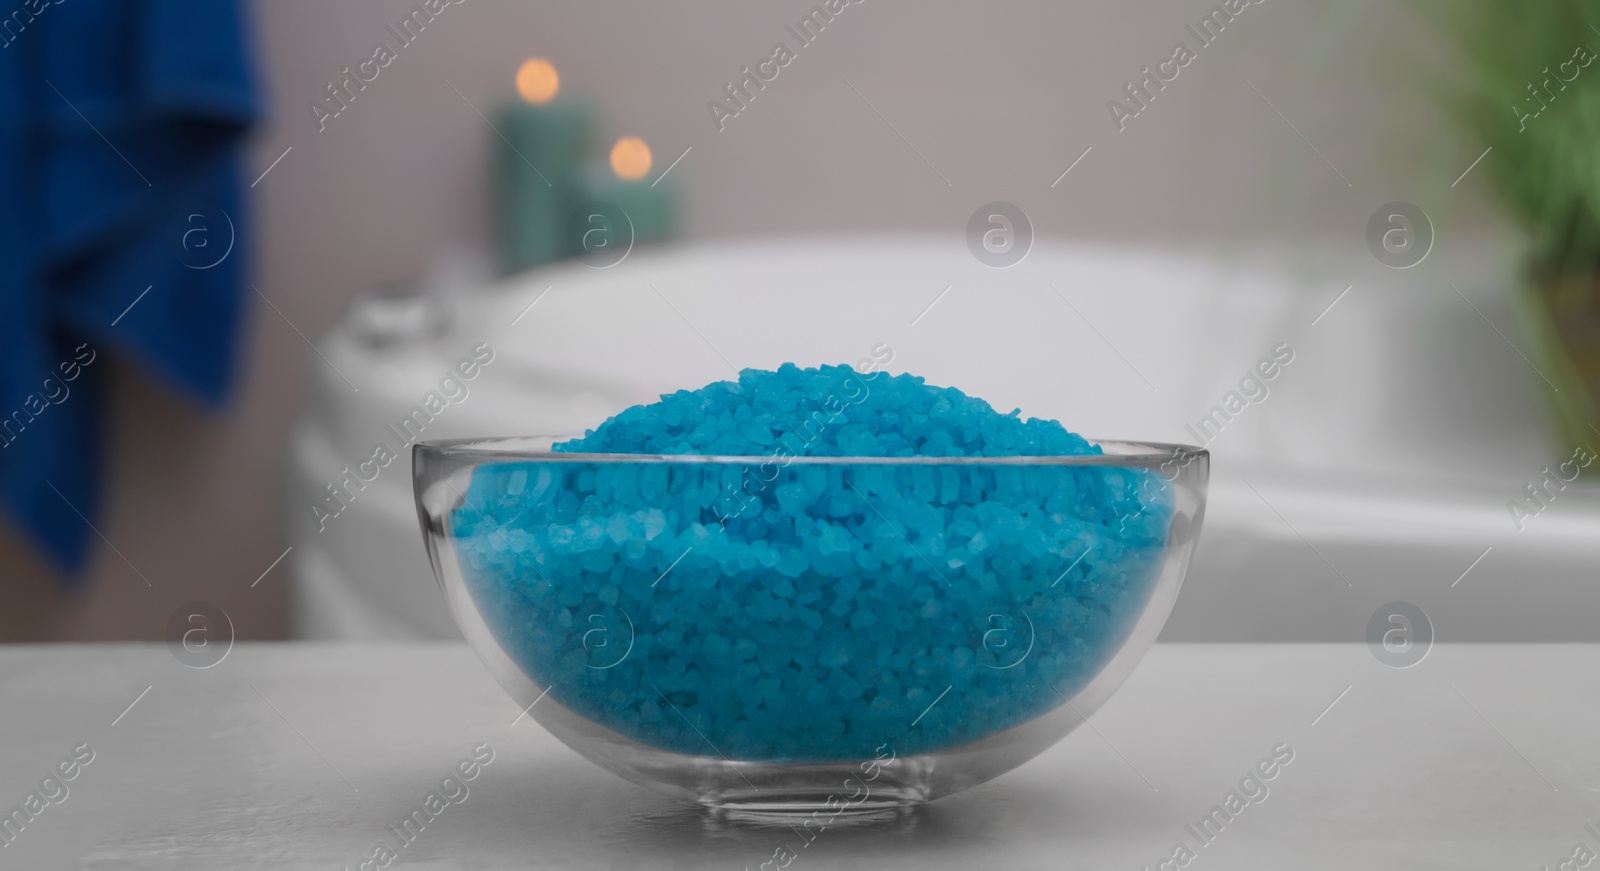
[[1430, 1, 1600, 451], [1436, 2, 1600, 280]]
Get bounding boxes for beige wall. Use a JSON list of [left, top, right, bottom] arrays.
[[3, 0, 1495, 639]]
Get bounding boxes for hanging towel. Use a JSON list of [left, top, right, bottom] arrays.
[[0, 0, 260, 579]]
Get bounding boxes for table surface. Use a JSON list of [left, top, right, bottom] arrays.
[[0, 643, 1592, 870]]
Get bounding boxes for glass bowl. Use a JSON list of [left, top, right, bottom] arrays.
[[414, 437, 1207, 816]]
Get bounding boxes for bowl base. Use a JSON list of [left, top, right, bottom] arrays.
[[702, 784, 927, 823], [691, 758, 932, 820]]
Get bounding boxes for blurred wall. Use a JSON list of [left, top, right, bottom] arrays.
[[2, 0, 1502, 640]]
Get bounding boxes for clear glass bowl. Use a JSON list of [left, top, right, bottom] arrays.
[[414, 437, 1207, 816]]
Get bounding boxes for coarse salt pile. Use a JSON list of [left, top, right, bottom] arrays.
[[453, 364, 1170, 760]]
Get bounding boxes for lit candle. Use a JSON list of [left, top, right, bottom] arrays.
[[497, 58, 591, 274], [568, 136, 677, 263]]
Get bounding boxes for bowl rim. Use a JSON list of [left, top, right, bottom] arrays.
[[414, 436, 1208, 468]]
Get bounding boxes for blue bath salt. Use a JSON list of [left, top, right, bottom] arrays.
[[452, 364, 1171, 761]]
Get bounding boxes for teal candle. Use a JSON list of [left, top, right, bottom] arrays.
[[496, 60, 590, 274], [568, 140, 676, 261]]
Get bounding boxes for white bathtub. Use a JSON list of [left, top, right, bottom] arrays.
[[283, 237, 1600, 641]]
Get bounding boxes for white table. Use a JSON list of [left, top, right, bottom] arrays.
[[0, 643, 1589, 869]]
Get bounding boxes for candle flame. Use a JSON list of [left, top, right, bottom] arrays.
[[610, 137, 652, 181], [516, 58, 559, 104]]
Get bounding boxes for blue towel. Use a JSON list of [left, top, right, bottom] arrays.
[[0, 0, 259, 579]]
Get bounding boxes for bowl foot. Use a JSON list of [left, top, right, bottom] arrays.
[[699, 780, 928, 822], [694, 762, 934, 826]]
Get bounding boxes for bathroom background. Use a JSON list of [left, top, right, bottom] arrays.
[[4, 0, 1593, 644]]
